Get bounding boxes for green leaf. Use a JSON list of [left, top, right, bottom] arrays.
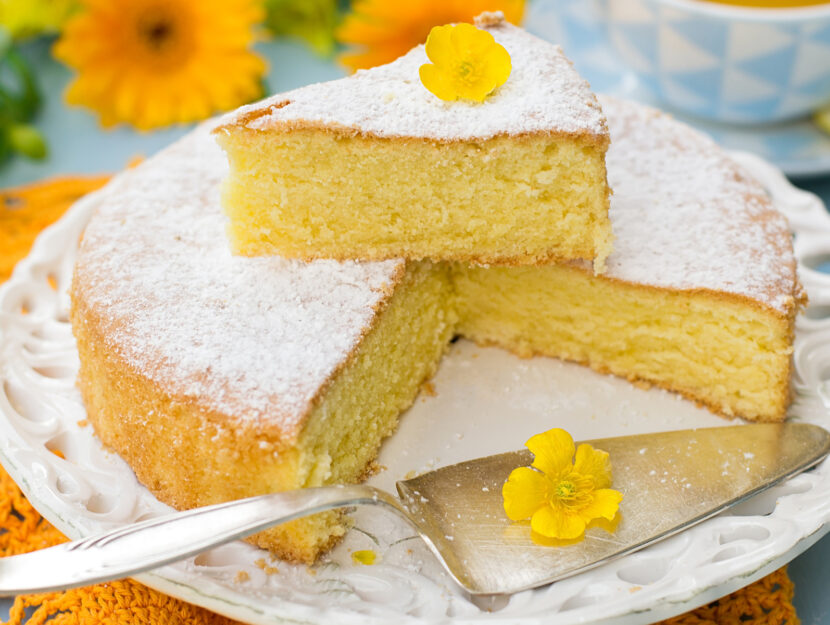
[[0, 45, 41, 122], [0, 132, 11, 164], [10, 53, 39, 115]]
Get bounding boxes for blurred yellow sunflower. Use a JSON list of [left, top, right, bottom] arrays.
[[337, 0, 525, 72], [53, 0, 267, 130]]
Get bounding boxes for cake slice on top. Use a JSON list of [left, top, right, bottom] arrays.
[[214, 12, 612, 270]]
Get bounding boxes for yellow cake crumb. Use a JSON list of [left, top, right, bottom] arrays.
[[254, 558, 279, 575]]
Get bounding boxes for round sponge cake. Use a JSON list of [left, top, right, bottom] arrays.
[[70, 96, 803, 563]]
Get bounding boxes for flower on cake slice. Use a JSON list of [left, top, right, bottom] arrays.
[[419, 22, 511, 102]]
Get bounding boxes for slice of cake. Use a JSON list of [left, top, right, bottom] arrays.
[[70, 98, 802, 565], [454, 95, 804, 422], [214, 13, 612, 269]]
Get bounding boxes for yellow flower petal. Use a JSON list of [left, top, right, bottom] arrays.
[[479, 42, 512, 90], [352, 549, 377, 565], [578, 488, 623, 523], [502, 466, 550, 521], [453, 80, 488, 103], [418, 63, 458, 101], [424, 23, 455, 67], [531, 505, 586, 540], [451, 22, 495, 58], [527, 428, 574, 476], [573, 443, 612, 489]]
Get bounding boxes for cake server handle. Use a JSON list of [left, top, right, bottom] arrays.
[[0, 484, 409, 596]]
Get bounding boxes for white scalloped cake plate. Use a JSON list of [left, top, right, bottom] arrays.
[[2, 152, 830, 625]]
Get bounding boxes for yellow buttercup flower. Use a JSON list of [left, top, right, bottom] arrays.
[[337, 0, 525, 73], [503, 428, 623, 540], [53, 0, 266, 131], [419, 23, 510, 103]]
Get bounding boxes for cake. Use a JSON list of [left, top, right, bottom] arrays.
[[70, 96, 803, 565], [455, 95, 803, 422], [214, 13, 613, 270]]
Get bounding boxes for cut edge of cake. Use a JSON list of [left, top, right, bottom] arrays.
[[454, 262, 804, 425], [72, 256, 457, 563]]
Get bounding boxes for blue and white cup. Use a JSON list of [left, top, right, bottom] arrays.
[[529, 0, 830, 124]]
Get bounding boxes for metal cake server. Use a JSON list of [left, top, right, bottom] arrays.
[[1, 423, 828, 597]]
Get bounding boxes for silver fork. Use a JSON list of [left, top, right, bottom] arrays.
[[1, 423, 828, 596]]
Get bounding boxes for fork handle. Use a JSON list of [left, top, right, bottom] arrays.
[[0, 484, 405, 595]]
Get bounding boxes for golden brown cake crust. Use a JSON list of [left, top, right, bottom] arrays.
[[71, 290, 337, 563], [232, 230, 609, 268], [217, 114, 611, 150]]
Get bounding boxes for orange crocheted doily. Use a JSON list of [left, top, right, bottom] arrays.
[[0, 177, 802, 625], [0, 175, 110, 283]]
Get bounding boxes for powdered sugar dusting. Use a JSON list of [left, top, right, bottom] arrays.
[[601, 96, 798, 314], [73, 123, 403, 436], [224, 16, 606, 141]]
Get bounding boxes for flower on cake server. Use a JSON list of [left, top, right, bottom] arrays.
[[419, 23, 511, 103], [502, 428, 623, 540]]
